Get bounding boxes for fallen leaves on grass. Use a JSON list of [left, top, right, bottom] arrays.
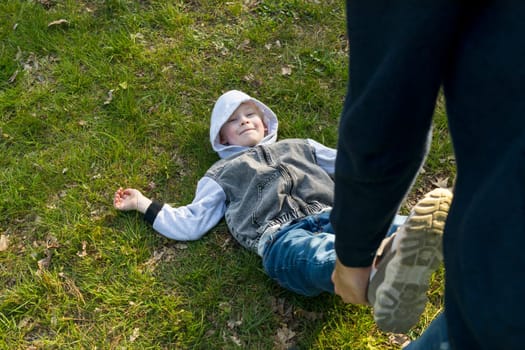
[[59, 272, 86, 304], [242, 73, 263, 88], [35, 235, 60, 273], [103, 89, 114, 105], [224, 316, 243, 346], [265, 40, 282, 50], [46, 236, 60, 249], [14, 51, 59, 85], [76, 241, 88, 257], [37, 250, 52, 271], [388, 333, 411, 347], [431, 176, 449, 188], [270, 296, 323, 349], [0, 234, 9, 251], [275, 324, 296, 350], [47, 19, 69, 27], [281, 66, 292, 76], [129, 328, 140, 342], [37, 0, 56, 9], [227, 318, 243, 329], [8, 69, 19, 83], [142, 245, 181, 271], [237, 39, 251, 51], [226, 334, 242, 347]]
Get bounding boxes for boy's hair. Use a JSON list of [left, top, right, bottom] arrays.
[[229, 100, 266, 126]]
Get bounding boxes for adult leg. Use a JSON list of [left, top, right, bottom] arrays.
[[404, 312, 449, 350], [332, 0, 462, 268], [442, 2, 525, 348]]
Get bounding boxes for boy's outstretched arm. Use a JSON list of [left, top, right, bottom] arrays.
[[112, 178, 226, 242], [114, 188, 152, 213]]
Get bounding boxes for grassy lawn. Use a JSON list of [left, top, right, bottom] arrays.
[[0, 0, 455, 349]]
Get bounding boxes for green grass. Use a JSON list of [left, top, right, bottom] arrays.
[[0, 0, 454, 349]]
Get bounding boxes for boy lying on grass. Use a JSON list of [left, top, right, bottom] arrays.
[[114, 90, 451, 333]]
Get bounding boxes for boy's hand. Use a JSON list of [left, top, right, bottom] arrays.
[[332, 258, 371, 305], [113, 188, 152, 213]]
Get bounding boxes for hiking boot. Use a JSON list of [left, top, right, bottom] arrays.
[[367, 188, 453, 333]]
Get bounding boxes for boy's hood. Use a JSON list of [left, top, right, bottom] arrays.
[[210, 90, 278, 159]]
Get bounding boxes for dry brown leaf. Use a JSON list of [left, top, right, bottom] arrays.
[[229, 334, 242, 346], [142, 246, 178, 271], [60, 273, 86, 304], [0, 234, 9, 252], [243, 0, 260, 10], [294, 308, 323, 321], [129, 328, 140, 342], [219, 301, 232, 313], [227, 318, 242, 329], [143, 249, 165, 270], [18, 317, 32, 329], [431, 177, 449, 188], [162, 246, 177, 262], [271, 297, 293, 319], [37, 251, 52, 271], [76, 241, 87, 257], [48, 19, 69, 27], [221, 236, 232, 250], [388, 333, 411, 347], [8, 69, 19, 83], [46, 235, 60, 249], [103, 89, 114, 105], [237, 39, 251, 51], [275, 324, 296, 349], [281, 66, 292, 76], [38, 0, 55, 9]]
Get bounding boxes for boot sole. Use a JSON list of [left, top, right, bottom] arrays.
[[373, 188, 452, 333]]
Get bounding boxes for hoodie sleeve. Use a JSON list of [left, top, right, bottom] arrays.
[[146, 177, 227, 241], [307, 138, 337, 176]]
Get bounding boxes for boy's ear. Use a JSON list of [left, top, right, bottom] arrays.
[[219, 133, 228, 145]]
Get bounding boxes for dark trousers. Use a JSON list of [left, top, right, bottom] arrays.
[[331, 1, 525, 348]]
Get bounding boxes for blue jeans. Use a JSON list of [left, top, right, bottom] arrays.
[[261, 210, 406, 296], [404, 312, 449, 350]]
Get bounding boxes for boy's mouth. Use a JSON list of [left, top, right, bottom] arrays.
[[239, 128, 256, 135]]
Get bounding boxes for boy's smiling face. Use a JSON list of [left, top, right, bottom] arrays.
[[219, 101, 267, 147]]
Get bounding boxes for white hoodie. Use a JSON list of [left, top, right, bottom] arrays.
[[210, 90, 279, 159], [149, 90, 337, 252]]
